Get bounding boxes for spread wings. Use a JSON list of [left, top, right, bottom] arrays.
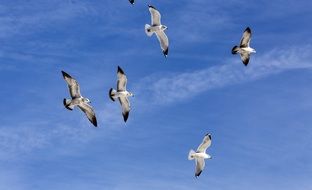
[[118, 96, 130, 122], [240, 27, 252, 48], [240, 52, 250, 66], [148, 5, 161, 26], [78, 102, 97, 127], [156, 30, 169, 57], [196, 134, 212, 153], [62, 71, 81, 99], [195, 158, 205, 177], [117, 66, 127, 92]]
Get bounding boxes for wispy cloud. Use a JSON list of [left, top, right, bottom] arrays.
[[134, 45, 312, 105], [0, 1, 92, 38]]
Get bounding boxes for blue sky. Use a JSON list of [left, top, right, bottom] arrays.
[[0, 0, 312, 189]]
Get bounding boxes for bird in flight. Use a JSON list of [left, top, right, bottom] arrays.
[[109, 66, 134, 122], [188, 133, 212, 177], [145, 5, 169, 57], [232, 27, 256, 66], [62, 71, 97, 127]]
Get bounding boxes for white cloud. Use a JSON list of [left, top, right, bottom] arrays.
[[134, 45, 312, 105], [0, 1, 92, 38]]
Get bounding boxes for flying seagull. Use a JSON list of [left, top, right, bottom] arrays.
[[109, 66, 134, 122], [129, 0, 134, 4], [188, 133, 212, 177], [145, 5, 169, 57], [62, 71, 97, 127], [232, 27, 256, 66]]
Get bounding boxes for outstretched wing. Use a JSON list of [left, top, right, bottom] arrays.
[[117, 66, 127, 92], [118, 96, 130, 122], [240, 27, 252, 48], [62, 71, 81, 98], [240, 52, 250, 66], [156, 30, 169, 57], [148, 5, 161, 26], [196, 134, 212, 153], [195, 158, 205, 177], [78, 102, 97, 127]]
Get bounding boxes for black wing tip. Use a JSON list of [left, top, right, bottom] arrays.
[[242, 58, 250, 66], [123, 112, 129, 122], [245, 27, 251, 33], [61, 70, 71, 78], [163, 48, 169, 57], [117, 66, 124, 74], [129, 0, 134, 4], [205, 133, 212, 140], [148, 5, 156, 9], [195, 171, 202, 178], [109, 88, 115, 102], [92, 117, 98, 127]]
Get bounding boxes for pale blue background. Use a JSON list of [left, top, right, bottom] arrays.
[[0, 0, 312, 189]]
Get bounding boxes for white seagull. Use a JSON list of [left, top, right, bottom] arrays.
[[129, 0, 134, 4], [109, 66, 134, 122], [62, 71, 97, 127], [232, 27, 256, 66], [145, 5, 169, 57], [188, 133, 212, 177]]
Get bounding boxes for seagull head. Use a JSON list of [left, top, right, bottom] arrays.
[[83, 98, 91, 103], [161, 25, 168, 30], [128, 92, 134, 97]]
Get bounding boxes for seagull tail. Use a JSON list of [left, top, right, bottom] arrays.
[[145, 24, 153, 37], [188, 149, 196, 160], [109, 88, 116, 102], [232, 46, 240, 54], [63, 98, 74, 110]]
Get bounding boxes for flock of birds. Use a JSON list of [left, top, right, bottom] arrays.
[[62, 2, 256, 177]]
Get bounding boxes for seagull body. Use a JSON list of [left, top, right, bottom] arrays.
[[109, 66, 134, 122], [62, 71, 97, 127], [232, 27, 256, 66], [188, 134, 212, 177], [145, 5, 169, 57], [110, 91, 132, 99]]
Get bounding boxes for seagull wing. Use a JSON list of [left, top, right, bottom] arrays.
[[129, 0, 134, 4], [62, 71, 81, 98], [118, 96, 130, 122], [78, 102, 97, 127], [196, 134, 212, 153], [149, 5, 161, 26], [195, 158, 205, 177], [117, 66, 127, 92], [240, 52, 250, 66], [240, 27, 252, 48], [156, 30, 169, 57]]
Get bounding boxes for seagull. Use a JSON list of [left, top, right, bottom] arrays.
[[145, 5, 169, 57], [109, 66, 134, 122], [232, 27, 256, 66], [129, 0, 134, 4], [188, 133, 212, 178], [62, 71, 97, 127]]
